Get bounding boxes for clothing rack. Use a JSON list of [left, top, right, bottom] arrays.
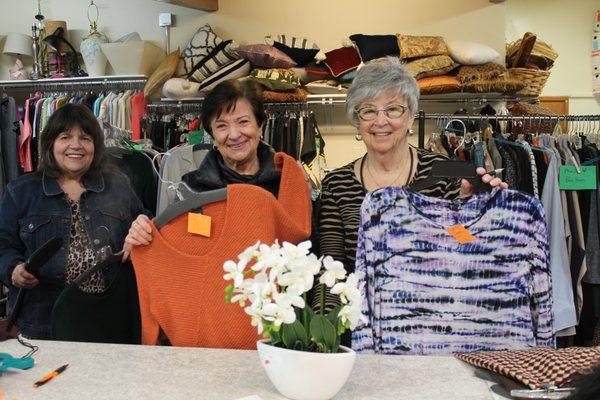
[[0, 75, 147, 92], [416, 112, 600, 148]]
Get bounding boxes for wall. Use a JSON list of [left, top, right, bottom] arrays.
[[507, 0, 600, 115], [2, 0, 506, 167]]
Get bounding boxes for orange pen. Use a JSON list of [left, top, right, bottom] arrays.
[[33, 364, 68, 388]]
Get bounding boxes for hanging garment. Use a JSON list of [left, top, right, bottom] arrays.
[[353, 187, 554, 355], [156, 145, 209, 216], [131, 153, 312, 348], [51, 259, 141, 344], [108, 147, 158, 215], [541, 153, 577, 333]]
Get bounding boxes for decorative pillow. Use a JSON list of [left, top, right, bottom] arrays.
[[177, 24, 222, 77], [289, 63, 333, 84], [462, 77, 525, 94], [349, 34, 399, 62], [162, 78, 202, 100], [198, 59, 251, 92], [144, 49, 181, 97], [249, 68, 301, 91], [265, 34, 320, 50], [338, 69, 357, 83], [262, 88, 308, 103], [236, 44, 296, 69], [323, 46, 361, 77], [456, 62, 507, 84], [271, 42, 319, 67], [405, 55, 458, 80], [417, 76, 461, 95], [447, 40, 500, 65], [397, 35, 448, 59], [188, 40, 240, 83]]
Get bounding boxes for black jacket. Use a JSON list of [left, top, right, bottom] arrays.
[[182, 141, 281, 197]]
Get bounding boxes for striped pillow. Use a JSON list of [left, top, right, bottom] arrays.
[[177, 24, 221, 77], [188, 40, 240, 83], [198, 59, 251, 92], [265, 34, 319, 50]]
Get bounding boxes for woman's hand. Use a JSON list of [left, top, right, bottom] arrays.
[[122, 215, 153, 263], [11, 262, 39, 289], [459, 167, 508, 198]]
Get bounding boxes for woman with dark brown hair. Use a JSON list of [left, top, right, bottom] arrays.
[[0, 104, 148, 339]]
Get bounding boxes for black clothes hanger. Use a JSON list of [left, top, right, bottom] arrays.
[[193, 143, 213, 151], [155, 187, 227, 229], [5, 237, 63, 333], [409, 160, 491, 193]]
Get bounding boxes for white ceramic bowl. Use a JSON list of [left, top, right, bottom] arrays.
[[257, 339, 356, 400]]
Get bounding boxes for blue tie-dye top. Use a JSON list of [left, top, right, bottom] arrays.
[[352, 187, 555, 355]]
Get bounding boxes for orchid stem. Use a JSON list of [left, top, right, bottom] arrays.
[[320, 283, 325, 315], [303, 293, 309, 326]]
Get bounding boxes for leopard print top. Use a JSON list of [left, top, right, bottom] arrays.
[[64, 199, 104, 293]]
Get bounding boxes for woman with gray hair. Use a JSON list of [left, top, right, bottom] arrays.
[[315, 57, 506, 339]]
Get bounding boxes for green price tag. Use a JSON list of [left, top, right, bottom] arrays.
[[559, 166, 597, 190], [133, 144, 143, 151], [188, 130, 203, 145]]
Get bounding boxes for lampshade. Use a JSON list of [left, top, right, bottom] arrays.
[[3, 33, 33, 58]]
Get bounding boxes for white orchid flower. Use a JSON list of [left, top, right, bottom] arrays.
[[261, 293, 297, 327], [339, 303, 367, 330], [223, 260, 245, 288], [281, 240, 312, 262], [330, 272, 362, 304], [244, 301, 265, 335], [319, 256, 347, 288]]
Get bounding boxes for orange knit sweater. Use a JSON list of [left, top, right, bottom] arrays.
[[131, 153, 312, 348]]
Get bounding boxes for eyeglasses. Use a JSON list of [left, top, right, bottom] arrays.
[[355, 104, 408, 121]]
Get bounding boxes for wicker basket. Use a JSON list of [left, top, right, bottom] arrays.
[[506, 38, 558, 70], [508, 68, 550, 97]]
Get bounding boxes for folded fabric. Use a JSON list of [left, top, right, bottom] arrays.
[[250, 68, 301, 91], [188, 40, 240, 83], [456, 347, 600, 390], [397, 34, 448, 59], [236, 44, 296, 69], [162, 78, 201, 100], [404, 55, 458, 80], [418, 75, 462, 95], [262, 88, 308, 103], [447, 40, 500, 65], [305, 80, 348, 94], [323, 46, 361, 77], [457, 62, 507, 84], [177, 23, 222, 77], [462, 77, 525, 94], [198, 59, 251, 92], [350, 33, 400, 62]]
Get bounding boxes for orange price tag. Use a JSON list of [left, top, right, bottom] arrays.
[[187, 212, 211, 237], [446, 225, 475, 244]]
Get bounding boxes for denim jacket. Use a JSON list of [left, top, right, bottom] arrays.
[[0, 171, 148, 339]]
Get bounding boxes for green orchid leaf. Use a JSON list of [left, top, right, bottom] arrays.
[[326, 305, 342, 327], [270, 330, 282, 345], [281, 320, 308, 349], [310, 315, 337, 352]]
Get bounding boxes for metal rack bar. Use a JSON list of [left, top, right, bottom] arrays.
[[416, 113, 600, 149], [0, 75, 147, 91]]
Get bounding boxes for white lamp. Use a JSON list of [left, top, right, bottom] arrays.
[[3, 33, 33, 80]]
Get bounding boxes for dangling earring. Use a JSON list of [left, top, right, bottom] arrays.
[[212, 144, 218, 151], [407, 129, 414, 136], [355, 132, 362, 141]]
